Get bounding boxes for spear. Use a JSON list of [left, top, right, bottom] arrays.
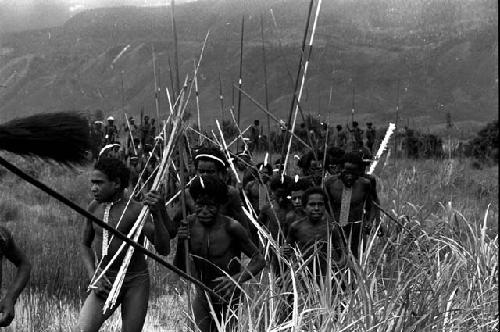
[[218, 73, 224, 121], [194, 60, 201, 145], [237, 15, 245, 129], [282, 0, 323, 180], [170, 0, 181, 96], [178, 136, 192, 326], [260, 14, 271, 152], [152, 45, 161, 122], [351, 85, 355, 124], [280, 0, 315, 165]]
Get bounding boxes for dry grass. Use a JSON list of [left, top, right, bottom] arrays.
[[0, 153, 497, 331]]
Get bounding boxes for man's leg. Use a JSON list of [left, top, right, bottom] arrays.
[[120, 274, 150, 332], [77, 291, 118, 332], [192, 290, 212, 332]]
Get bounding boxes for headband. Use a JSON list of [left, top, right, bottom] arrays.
[[195, 154, 226, 167]]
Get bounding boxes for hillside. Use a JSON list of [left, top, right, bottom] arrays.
[[0, 0, 497, 135]]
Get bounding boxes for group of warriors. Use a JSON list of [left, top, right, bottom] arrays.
[[243, 119, 378, 156], [74, 113, 382, 332], [0, 113, 382, 332]]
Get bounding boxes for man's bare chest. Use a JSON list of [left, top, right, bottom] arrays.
[[190, 225, 234, 259]]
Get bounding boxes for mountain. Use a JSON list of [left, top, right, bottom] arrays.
[[0, 0, 497, 136]]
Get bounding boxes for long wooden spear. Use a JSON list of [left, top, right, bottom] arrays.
[[170, 0, 181, 97], [194, 61, 202, 145], [260, 14, 271, 152], [237, 15, 245, 129], [280, 0, 315, 164], [152, 45, 161, 122], [282, 0, 323, 179], [218, 73, 224, 121]]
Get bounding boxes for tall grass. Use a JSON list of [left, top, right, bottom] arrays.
[[0, 153, 497, 331]]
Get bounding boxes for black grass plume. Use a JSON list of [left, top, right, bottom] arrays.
[[0, 112, 91, 164]]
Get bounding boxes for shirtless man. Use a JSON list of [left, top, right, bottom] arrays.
[[285, 177, 313, 226], [0, 227, 30, 328], [324, 152, 377, 259], [77, 157, 171, 332], [174, 175, 265, 332], [287, 187, 346, 274], [171, 147, 250, 236]]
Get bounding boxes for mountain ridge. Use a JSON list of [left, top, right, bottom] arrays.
[[0, 0, 497, 136]]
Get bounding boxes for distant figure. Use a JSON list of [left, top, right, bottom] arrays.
[[249, 120, 261, 153], [140, 115, 152, 147], [350, 121, 364, 150], [104, 116, 119, 145], [124, 116, 140, 153], [365, 122, 376, 153], [0, 227, 31, 328], [336, 125, 347, 149], [90, 121, 104, 160]]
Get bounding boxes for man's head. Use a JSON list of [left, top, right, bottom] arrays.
[[107, 116, 114, 124], [189, 175, 228, 225], [194, 147, 228, 180], [129, 117, 135, 125], [341, 152, 363, 187], [144, 115, 150, 123], [366, 122, 372, 128], [302, 187, 328, 223], [290, 178, 313, 209], [254, 119, 260, 126], [327, 147, 345, 175], [269, 174, 292, 204], [92, 157, 130, 202], [352, 121, 358, 127], [336, 125, 342, 131]]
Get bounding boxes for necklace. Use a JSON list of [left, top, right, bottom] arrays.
[[102, 197, 123, 257]]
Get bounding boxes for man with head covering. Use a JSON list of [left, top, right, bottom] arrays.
[[170, 147, 251, 237], [104, 116, 119, 145]]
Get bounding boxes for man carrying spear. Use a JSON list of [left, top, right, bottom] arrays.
[[175, 175, 265, 332], [77, 157, 171, 332], [170, 147, 251, 235]]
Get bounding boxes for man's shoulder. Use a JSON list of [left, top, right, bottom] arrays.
[[223, 216, 246, 236], [289, 216, 308, 230]]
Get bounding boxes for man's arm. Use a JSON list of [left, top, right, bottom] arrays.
[[0, 230, 31, 327], [214, 220, 265, 298], [143, 191, 171, 256], [81, 218, 96, 281]]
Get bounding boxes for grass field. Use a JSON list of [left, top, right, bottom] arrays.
[[0, 153, 497, 331]]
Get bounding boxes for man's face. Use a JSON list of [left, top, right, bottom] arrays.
[[144, 116, 149, 123], [309, 160, 323, 178], [305, 193, 326, 222], [196, 160, 222, 180], [340, 162, 360, 188], [90, 170, 120, 203], [291, 190, 304, 209], [195, 197, 219, 225]]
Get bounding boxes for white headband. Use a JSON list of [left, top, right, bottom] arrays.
[[195, 154, 226, 167]]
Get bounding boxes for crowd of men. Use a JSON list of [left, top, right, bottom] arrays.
[[0, 113, 382, 332], [71, 113, 382, 331], [246, 119, 379, 155]]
